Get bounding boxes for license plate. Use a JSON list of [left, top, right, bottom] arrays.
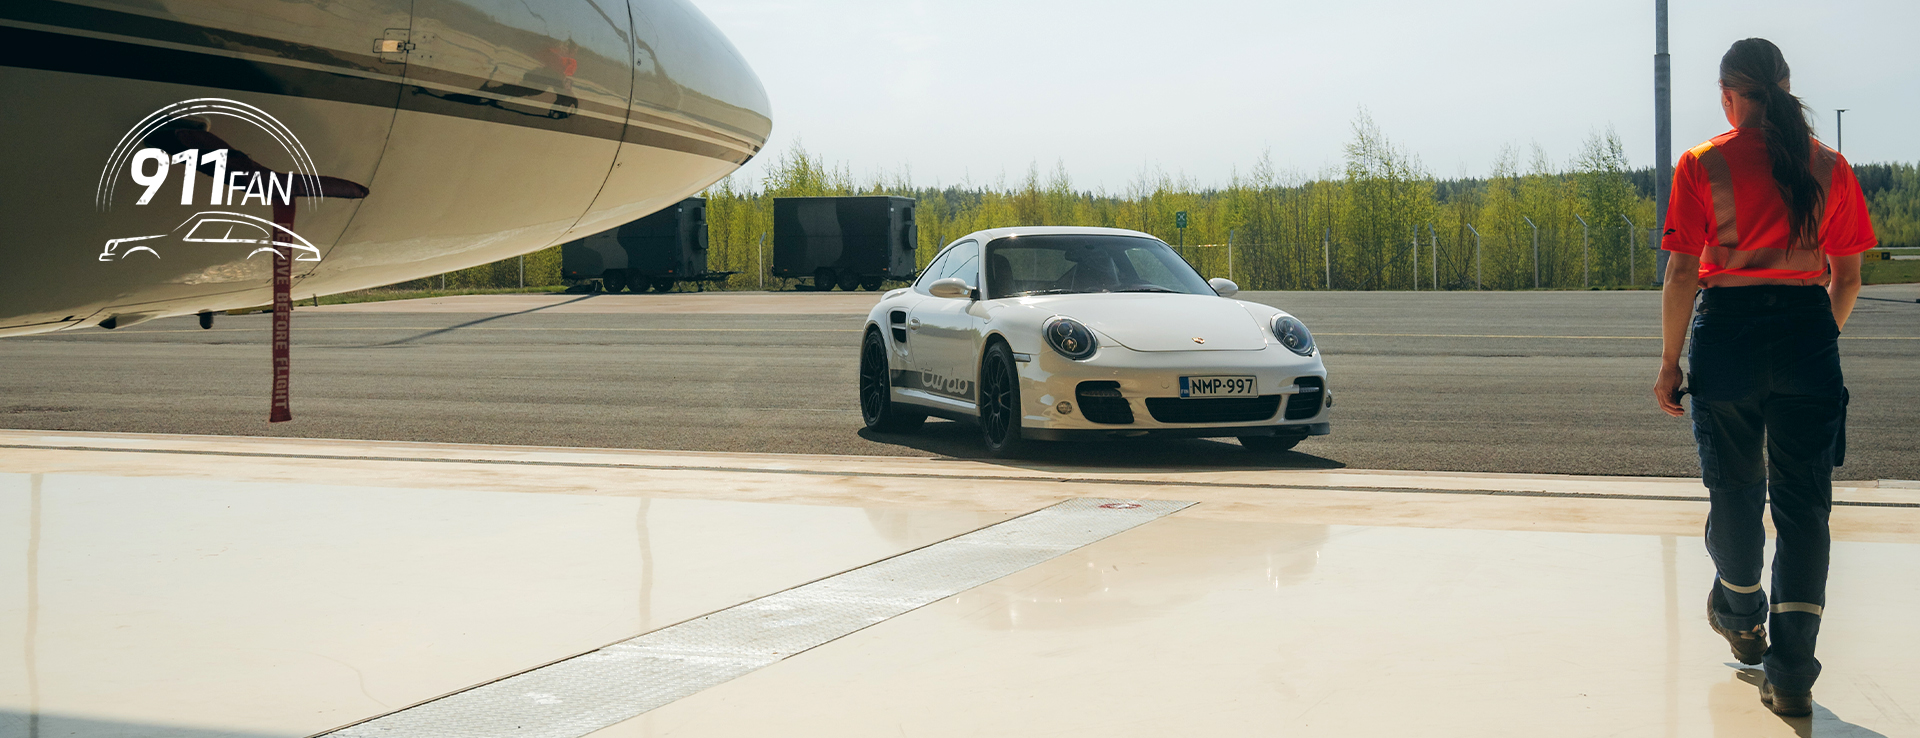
[[1179, 375, 1257, 398]]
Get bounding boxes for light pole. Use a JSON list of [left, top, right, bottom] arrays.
[[1621, 214, 1637, 285], [1836, 109, 1848, 154], [1574, 214, 1590, 288], [1466, 223, 1482, 290], [1524, 216, 1540, 289], [1653, 0, 1672, 285]]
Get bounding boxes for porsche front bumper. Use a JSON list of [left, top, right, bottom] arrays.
[[1015, 342, 1331, 439]]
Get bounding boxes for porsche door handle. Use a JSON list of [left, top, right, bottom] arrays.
[[908, 318, 921, 330]]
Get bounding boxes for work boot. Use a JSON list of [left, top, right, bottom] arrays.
[[1761, 679, 1812, 717], [1707, 588, 1767, 665]]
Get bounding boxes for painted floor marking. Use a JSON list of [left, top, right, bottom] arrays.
[[320, 497, 1192, 738]]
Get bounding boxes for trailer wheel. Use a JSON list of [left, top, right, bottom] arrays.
[[814, 267, 837, 291], [652, 278, 676, 293], [836, 271, 860, 292], [601, 270, 625, 293], [859, 277, 883, 291]]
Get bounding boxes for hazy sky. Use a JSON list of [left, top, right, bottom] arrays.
[[698, 0, 1916, 191]]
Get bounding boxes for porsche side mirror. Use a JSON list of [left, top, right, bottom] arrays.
[[928, 277, 974, 300], [1208, 277, 1239, 297]]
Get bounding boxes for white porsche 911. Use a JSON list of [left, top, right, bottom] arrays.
[[858, 226, 1331, 457]]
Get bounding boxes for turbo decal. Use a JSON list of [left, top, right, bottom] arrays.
[[890, 369, 975, 401]]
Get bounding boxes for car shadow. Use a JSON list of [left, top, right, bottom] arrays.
[[857, 419, 1347, 473]]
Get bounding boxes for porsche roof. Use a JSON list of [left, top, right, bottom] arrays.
[[963, 226, 1161, 242]]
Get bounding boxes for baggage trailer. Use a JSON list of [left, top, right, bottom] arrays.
[[560, 198, 736, 292], [772, 196, 918, 291]]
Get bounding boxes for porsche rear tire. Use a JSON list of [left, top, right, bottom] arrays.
[[860, 330, 924, 433], [1239, 435, 1304, 453], [978, 341, 1031, 458]]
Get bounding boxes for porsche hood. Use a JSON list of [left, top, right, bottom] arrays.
[[1033, 294, 1269, 352]]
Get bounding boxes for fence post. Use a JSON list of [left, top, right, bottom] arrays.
[[1429, 223, 1438, 290], [1650, 228, 1660, 283], [756, 231, 767, 291], [1411, 230, 1418, 291], [1227, 229, 1234, 281], [1621, 214, 1637, 285], [1524, 217, 1540, 289], [518, 254, 525, 290], [1323, 227, 1331, 290], [1465, 223, 1482, 290], [1574, 214, 1590, 288]]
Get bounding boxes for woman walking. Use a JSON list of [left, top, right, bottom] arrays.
[[1653, 38, 1876, 717]]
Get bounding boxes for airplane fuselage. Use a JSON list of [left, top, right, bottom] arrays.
[[0, 0, 771, 335]]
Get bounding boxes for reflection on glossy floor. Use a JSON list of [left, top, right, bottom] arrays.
[[2, 430, 1916, 737], [597, 519, 1920, 737], [0, 468, 1004, 737]]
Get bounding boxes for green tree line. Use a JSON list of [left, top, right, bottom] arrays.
[[427, 114, 1919, 292]]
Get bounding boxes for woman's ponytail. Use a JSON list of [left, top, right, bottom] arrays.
[[1721, 39, 1823, 250]]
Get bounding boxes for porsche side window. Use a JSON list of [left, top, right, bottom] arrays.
[[939, 242, 979, 285], [915, 251, 953, 292], [914, 241, 976, 294]]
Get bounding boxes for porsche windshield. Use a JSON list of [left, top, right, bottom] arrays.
[[984, 235, 1213, 299]]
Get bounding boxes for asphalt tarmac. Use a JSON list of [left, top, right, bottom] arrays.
[[3, 286, 1915, 479]]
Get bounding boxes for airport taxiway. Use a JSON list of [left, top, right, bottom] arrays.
[[3, 429, 1917, 737], [1, 288, 1914, 479]]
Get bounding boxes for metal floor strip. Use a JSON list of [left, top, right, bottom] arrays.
[[321, 497, 1192, 738], [20, 443, 1919, 509]]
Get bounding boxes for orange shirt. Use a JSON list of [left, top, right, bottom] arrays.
[[1660, 129, 1877, 287]]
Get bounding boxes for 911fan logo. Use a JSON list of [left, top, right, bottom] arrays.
[[94, 98, 367, 263]]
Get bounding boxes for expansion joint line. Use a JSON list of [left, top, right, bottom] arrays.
[[6, 443, 1918, 509]]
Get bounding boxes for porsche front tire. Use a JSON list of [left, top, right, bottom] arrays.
[[860, 330, 925, 433], [978, 341, 1031, 458]]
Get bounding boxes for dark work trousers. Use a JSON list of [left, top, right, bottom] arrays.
[[1688, 285, 1847, 693]]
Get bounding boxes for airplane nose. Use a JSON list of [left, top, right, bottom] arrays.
[[643, 0, 773, 155]]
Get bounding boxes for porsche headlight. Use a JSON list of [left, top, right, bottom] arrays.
[[1044, 316, 1098, 360], [1271, 315, 1315, 356]]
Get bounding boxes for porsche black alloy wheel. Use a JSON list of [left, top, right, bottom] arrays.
[[1239, 435, 1305, 453], [860, 330, 924, 432], [979, 342, 1030, 457]]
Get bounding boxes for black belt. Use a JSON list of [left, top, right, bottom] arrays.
[[1698, 285, 1829, 313]]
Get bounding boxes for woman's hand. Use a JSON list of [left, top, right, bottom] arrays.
[[1654, 362, 1687, 417], [1657, 252, 1700, 418]]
